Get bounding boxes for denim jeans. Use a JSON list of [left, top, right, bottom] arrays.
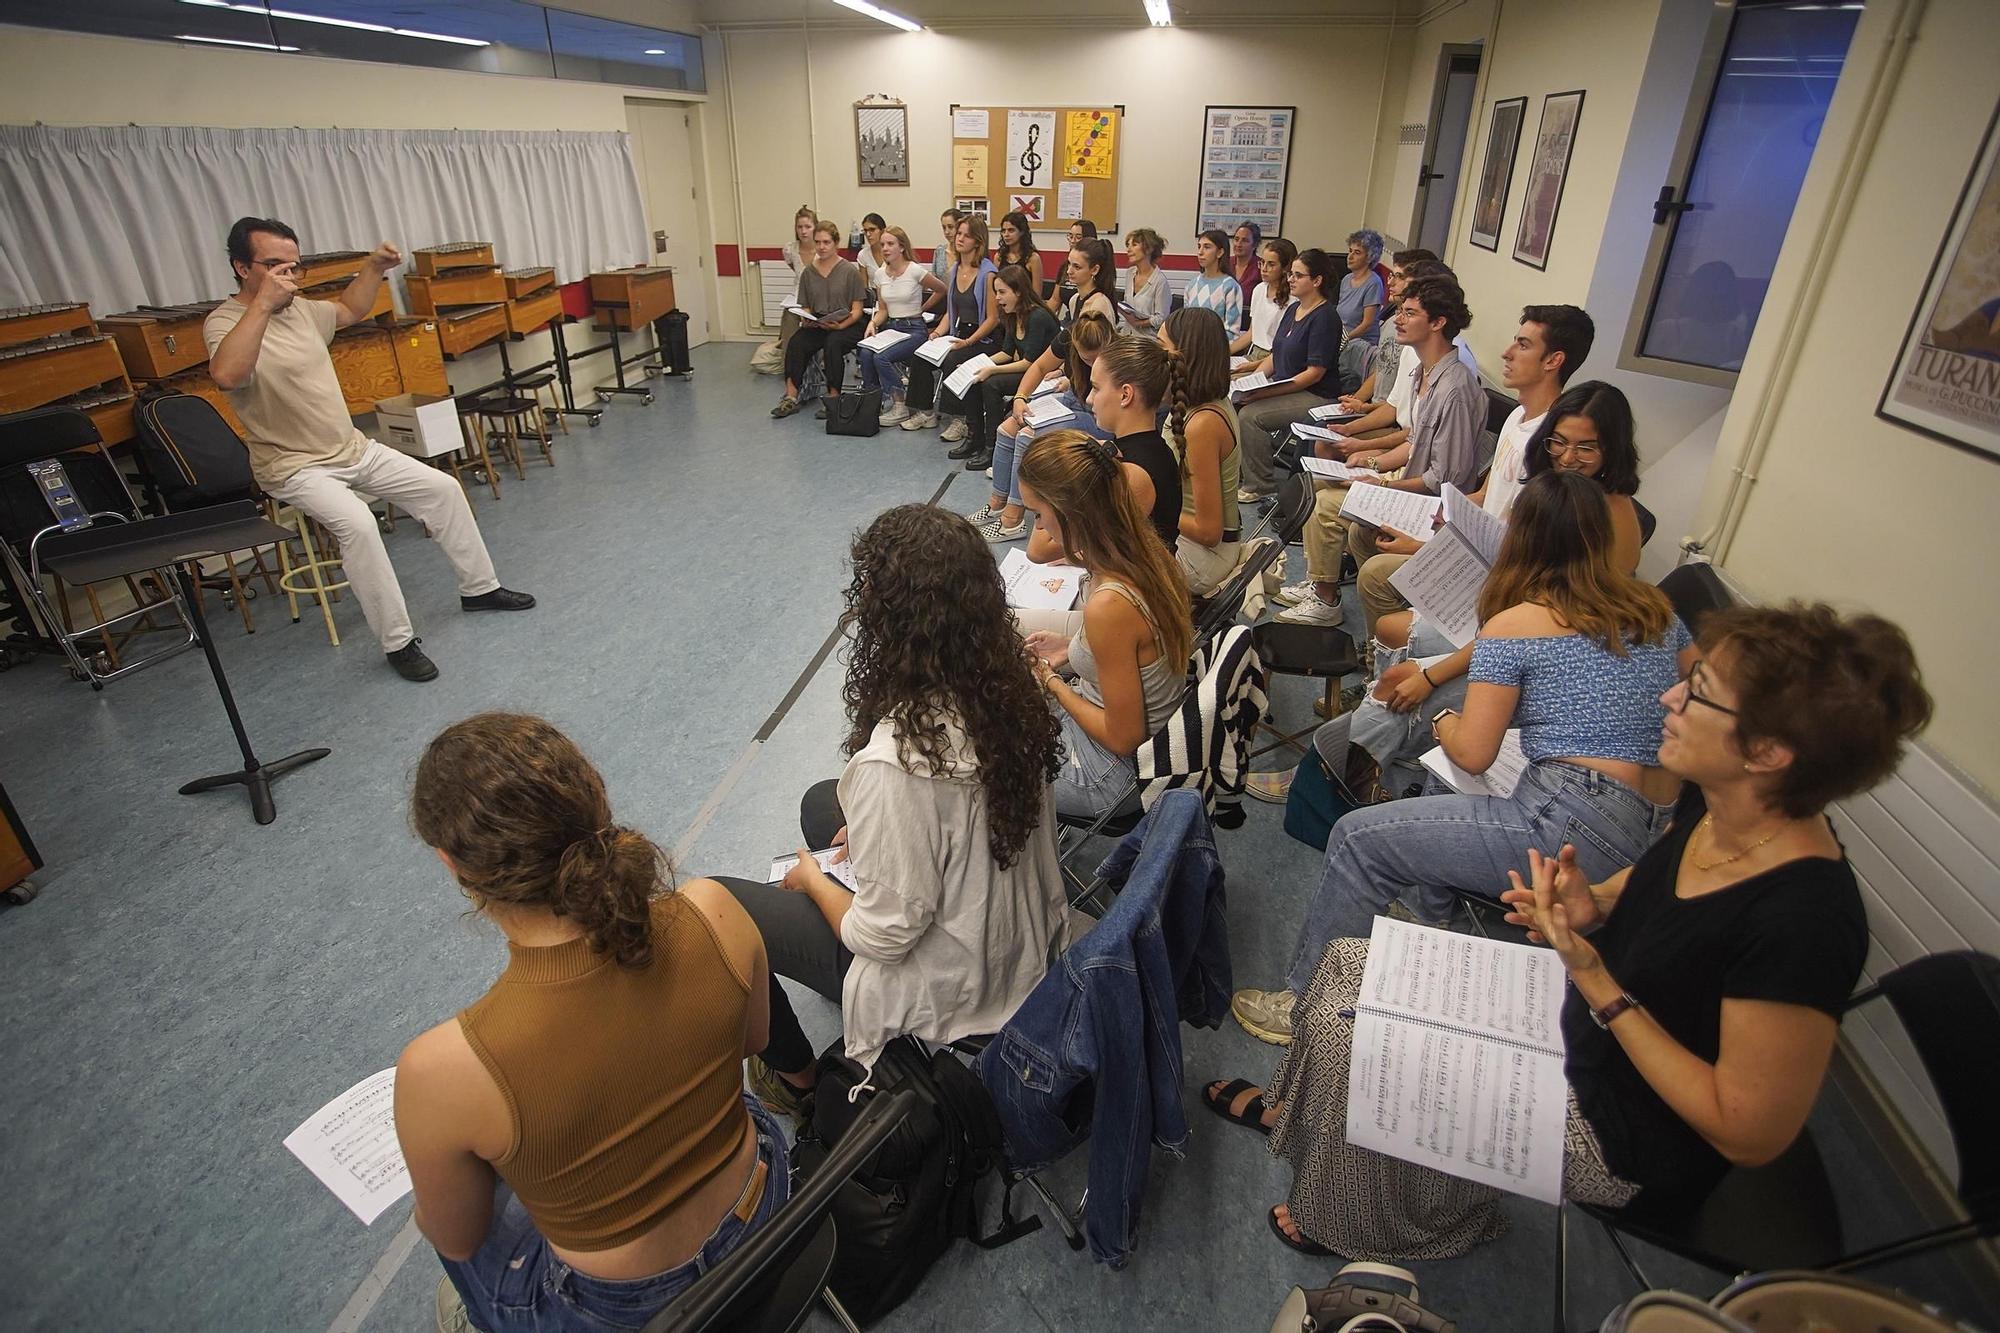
[[1285, 759, 1676, 995], [857, 318, 926, 397], [1053, 708, 1139, 820], [438, 1095, 791, 1332], [1351, 619, 1470, 799]]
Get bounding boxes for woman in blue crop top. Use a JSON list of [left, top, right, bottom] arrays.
[[1232, 474, 1696, 1047]]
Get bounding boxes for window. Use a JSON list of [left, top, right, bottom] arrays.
[[1624, 0, 1863, 384]]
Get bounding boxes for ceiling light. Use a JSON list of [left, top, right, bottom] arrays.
[[644, 47, 665, 54], [180, 0, 491, 47], [176, 33, 300, 49], [1144, 0, 1172, 24], [827, 0, 922, 33]]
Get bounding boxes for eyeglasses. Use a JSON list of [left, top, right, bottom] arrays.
[[1670, 660, 1739, 717], [249, 258, 296, 269], [1546, 437, 1602, 461]]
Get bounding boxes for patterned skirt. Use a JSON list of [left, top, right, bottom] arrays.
[[1264, 937, 1638, 1261]]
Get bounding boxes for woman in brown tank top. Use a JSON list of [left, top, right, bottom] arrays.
[[397, 713, 784, 1333]]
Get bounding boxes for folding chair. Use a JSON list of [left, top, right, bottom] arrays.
[[0, 406, 197, 687]]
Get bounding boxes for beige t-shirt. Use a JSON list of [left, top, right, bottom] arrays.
[[202, 296, 367, 488]]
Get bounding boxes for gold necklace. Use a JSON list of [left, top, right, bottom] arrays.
[[1690, 813, 1783, 872]]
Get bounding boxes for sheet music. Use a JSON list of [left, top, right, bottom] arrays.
[[1389, 527, 1485, 648], [768, 847, 857, 890], [1441, 484, 1505, 566], [1230, 355, 1251, 370], [858, 328, 908, 352], [1309, 402, 1366, 423], [944, 353, 996, 399], [1338, 486, 1443, 541], [1346, 918, 1569, 1203], [1289, 422, 1347, 444], [999, 547, 1085, 611], [283, 1069, 412, 1225], [1023, 395, 1078, 430], [1301, 455, 1360, 482], [913, 338, 954, 367], [1419, 729, 1530, 800], [1027, 378, 1064, 399], [785, 304, 819, 321]]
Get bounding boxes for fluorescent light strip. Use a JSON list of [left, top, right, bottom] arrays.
[[180, 0, 490, 47], [1144, 0, 1172, 25], [177, 33, 300, 49], [827, 0, 922, 33]]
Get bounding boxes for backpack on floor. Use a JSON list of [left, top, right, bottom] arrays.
[[790, 1035, 1039, 1325]]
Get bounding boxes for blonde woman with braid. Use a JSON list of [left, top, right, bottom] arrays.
[[1160, 306, 1242, 595], [1018, 431, 1195, 819]]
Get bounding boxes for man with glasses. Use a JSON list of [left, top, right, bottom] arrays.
[[204, 216, 534, 682]]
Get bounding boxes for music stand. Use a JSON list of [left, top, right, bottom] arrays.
[[36, 500, 330, 825]]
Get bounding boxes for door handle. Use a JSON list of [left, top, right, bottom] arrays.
[[1652, 184, 1695, 226]]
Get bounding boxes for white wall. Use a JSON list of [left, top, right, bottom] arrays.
[[1365, 0, 1495, 246]]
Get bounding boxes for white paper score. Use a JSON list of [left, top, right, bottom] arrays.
[[284, 1068, 412, 1225]]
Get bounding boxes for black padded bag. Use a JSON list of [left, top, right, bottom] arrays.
[[823, 389, 882, 437], [131, 392, 257, 511]]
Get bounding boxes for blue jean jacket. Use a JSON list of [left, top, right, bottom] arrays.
[[977, 791, 1231, 1266]]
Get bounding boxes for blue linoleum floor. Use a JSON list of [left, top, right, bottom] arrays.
[[0, 343, 1987, 1332]]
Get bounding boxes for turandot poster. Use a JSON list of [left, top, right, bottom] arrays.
[[1879, 103, 2000, 462]]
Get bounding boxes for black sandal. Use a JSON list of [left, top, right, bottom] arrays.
[[1202, 1079, 1273, 1136], [1268, 1206, 1334, 1257]]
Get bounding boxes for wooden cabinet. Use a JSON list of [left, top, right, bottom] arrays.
[[0, 303, 137, 444], [414, 242, 496, 276], [0, 782, 41, 900], [503, 267, 555, 299], [406, 270, 506, 313], [389, 319, 447, 398], [328, 325, 405, 416], [590, 267, 676, 330], [505, 288, 563, 336], [100, 305, 219, 380], [431, 304, 507, 359]]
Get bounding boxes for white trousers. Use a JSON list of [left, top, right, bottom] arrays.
[[267, 440, 499, 652]]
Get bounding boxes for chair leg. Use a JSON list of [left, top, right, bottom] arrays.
[[83, 583, 122, 669], [272, 508, 303, 624], [1554, 1202, 1569, 1333], [248, 542, 280, 597], [293, 513, 341, 647], [530, 408, 553, 465], [542, 383, 569, 437], [821, 1290, 862, 1333], [223, 556, 254, 634]]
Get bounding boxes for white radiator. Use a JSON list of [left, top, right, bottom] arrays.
[[756, 260, 796, 329]]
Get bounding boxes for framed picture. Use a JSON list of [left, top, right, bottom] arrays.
[[1513, 90, 1584, 270], [855, 101, 908, 186], [1469, 97, 1526, 252], [1878, 101, 2000, 462], [1196, 106, 1295, 236]]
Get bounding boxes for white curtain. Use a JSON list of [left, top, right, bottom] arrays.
[[0, 124, 649, 315]]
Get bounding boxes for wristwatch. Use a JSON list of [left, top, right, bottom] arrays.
[[1590, 992, 1642, 1029]]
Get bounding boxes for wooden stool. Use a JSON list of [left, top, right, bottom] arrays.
[[267, 499, 350, 646], [514, 372, 569, 437], [452, 396, 504, 501], [478, 395, 554, 475]]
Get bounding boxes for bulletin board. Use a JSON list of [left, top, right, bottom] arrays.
[[948, 105, 1123, 233]]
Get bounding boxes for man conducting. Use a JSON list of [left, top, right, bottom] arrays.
[[204, 216, 533, 682]]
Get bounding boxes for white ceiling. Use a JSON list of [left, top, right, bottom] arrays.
[[689, 0, 1416, 29]]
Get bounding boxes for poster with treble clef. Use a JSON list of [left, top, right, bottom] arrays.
[[1007, 110, 1055, 190]]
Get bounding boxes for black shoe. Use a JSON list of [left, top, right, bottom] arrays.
[[947, 438, 981, 460], [386, 638, 439, 682], [962, 449, 993, 470], [461, 587, 536, 612]]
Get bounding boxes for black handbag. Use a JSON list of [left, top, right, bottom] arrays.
[[824, 389, 882, 437]]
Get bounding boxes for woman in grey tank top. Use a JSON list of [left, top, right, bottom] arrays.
[[1016, 430, 1195, 819]]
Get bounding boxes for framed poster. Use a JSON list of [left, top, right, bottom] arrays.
[[1878, 101, 2000, 461], [855, 101, 908, 186], [1469, 97, 1526, 252], [1196, 106, 1294, 237], [1513, 90, 1584, 271]]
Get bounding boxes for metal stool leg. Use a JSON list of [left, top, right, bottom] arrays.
[[292, 513, 341, 646]]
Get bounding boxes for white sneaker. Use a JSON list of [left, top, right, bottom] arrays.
[[1273, 578, 1317, 607], [900, 409, 938, 431], [879, 401, 911, 426], [1276, 591, 1347, 627], [985, 466, 994, 479], [939, 417, 969, 442]]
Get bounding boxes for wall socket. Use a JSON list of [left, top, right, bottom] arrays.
[[653, 230, 668, 254]]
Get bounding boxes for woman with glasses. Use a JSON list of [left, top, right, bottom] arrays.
[[1205, 601, 1928, 1262], [1229, 470, 1694, 1048]]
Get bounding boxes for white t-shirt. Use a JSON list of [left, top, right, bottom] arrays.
[[1482, 406, 1547, 519], [875, 264, 927, 319], [1247, 283, 1291, 350], [857, 245, 888, 291]]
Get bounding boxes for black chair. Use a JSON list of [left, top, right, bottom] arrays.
[[1040, 278, 1058, 301], [1244, 470, 1315, 548], [1484, 386, 1519, 438], [1657, 561, 1731, 638], [1633, 498, 1658, 550], [643, 1088, 919, 1333], [1191, 536, 1282, 658], [1554, 950, 2000, 1331], [1169, 292, 1186, 314]]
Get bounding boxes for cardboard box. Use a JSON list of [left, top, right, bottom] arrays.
[[375, 393, 461, 459]]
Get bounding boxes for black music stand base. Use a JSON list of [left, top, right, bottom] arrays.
[[169, 565, 329, 825]]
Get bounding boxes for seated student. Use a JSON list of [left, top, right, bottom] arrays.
[[1231, 221, 1264, 321], [903, 213, 1002, 439], [1235, 471, 1695, 1047], [1160, 306, 1243, 596], [971, 311, 1115, 542], [776, 204, 819, 357], [722, 504, 1069, 1104], [1234, 246, 1343, 501], [1018, 430, 1195, 820], [1354, 304, 1596, 640], [995, 209, 1041, 280], [1307, 258, 1475, 476], [1049, 219, 1101, 309], [931, 207, 962, 281], [1231, 236, 1297, 362], [857, 226, 948, 426], [855, 212, 889, 293], [774, 221, 866, 418], [989, 239, 1121, 442], [1184, 229, 1244, 332], [955, 263, 1059, 470], [1335, 230, 1388, 392], [1209, 603, 1929, 1261], [1084, 333, 1185, 552], [1274, 276, 1483, 627], [399, 713, 785, 1333], [1120, 228, 1171, 336]]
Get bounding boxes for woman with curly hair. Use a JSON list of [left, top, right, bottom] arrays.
[[726, 504, 1068, 1100], [399, 713, 785, 1332]]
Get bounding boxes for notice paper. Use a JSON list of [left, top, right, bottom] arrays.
[[1420, 729, 1530, 799], [913, 337, 954, 367], [1301, 455, 1360, 482], [1338, 485, 1443, 541], [1007, 110, 1055, 189], [944, 352, 996, 399], [284, 1068, 412, 1225], [1346, 916, 1569, 1204], [769, 847, 857, 890], [1057, 180, 1086, 220], [953, 107, 990, 139], [1000, 547, 1085, 611], [858, 327, 908, 353]]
